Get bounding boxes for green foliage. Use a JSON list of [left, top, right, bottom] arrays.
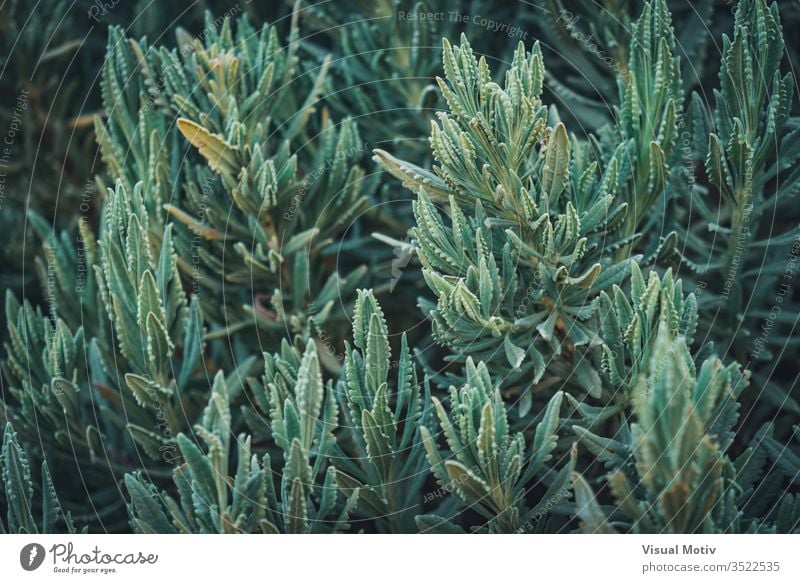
[[0, 0, 95, 293], [256, 338, 360, 534], [421, 359, 573, 532], [574, 264, 798, 534], [2, 292, 94, 468], [126, 371, 358, 533], [334, 290, 431, 532], [2, 0, 799, 535], [307, 0, 445, 162], [243, 290, 432, 532], [573, 318, 760, 533], [92, 180, 218, 464], [0, 0, 249, 297], [678, 0, 800, 421], [1, 423, 82, 533], [95, 11, 369, 345], [610, 0, 683, 240], [376, 34, 635, 401], [1, 180, 222, 527], [594, 264, 698, 398], [527, 0, 717, 130]]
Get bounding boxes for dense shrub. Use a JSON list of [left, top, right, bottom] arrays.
[[1, 0, 798, 533]]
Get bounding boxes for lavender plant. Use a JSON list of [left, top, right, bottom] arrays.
[[0, 0, 798, 535]]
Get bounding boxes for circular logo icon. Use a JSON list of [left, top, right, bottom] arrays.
[[20, 543, 46, 571]]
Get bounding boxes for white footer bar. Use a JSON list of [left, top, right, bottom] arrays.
[[1, 534, 797, 582]]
